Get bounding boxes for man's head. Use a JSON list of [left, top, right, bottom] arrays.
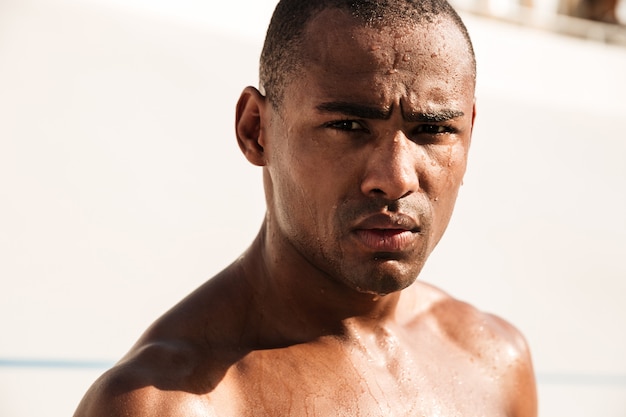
[[260, 0, 476, 109], [236, 0, 476, 296]]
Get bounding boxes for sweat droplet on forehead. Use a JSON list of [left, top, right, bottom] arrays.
[[293, 9, 475, 113]]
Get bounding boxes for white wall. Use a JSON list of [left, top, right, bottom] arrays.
[[1, 0, 625, 415]]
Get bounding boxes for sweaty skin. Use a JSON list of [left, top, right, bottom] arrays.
[[74, 10, 537, 417]]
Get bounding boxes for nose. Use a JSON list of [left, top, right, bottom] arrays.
[[360, 131, 420, 201]]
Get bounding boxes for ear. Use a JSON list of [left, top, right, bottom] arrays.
[[468, 98, 477, 146], [471, 99, 477, 129], [236, 86, 268, 167]]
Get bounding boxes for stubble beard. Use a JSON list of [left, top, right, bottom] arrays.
[[332, 242, 431, 297], [307, 198, 434, 297]]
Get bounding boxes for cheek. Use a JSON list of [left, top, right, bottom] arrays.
[[421, 145, 467, 247], [421, 143, 468, 200], [269, 151, 332, 234]]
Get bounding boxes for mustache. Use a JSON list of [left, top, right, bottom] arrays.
[[336, 196, 430, 228]]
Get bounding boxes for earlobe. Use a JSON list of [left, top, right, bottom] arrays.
[[235, 86, 267, 167]]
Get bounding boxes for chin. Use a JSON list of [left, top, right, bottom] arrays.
[[345, 261, 421, 297]]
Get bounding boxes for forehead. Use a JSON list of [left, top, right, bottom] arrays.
[[290, 9, 475, 112]]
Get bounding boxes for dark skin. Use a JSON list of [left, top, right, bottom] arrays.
[[74, 10, 537, 417]]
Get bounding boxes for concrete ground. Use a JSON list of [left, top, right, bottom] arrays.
[[1, 0, 625, 415]]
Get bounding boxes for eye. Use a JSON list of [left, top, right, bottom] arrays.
[[325, 120, 368, 132], [414, 124, 453, 135]]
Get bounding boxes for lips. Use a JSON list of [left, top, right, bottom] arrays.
[[352, 213, 421, 253]]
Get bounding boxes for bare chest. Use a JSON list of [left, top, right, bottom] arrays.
[[209, 341, 508, 417]]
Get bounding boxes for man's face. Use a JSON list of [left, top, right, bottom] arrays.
[[261, 10, 475, 296]]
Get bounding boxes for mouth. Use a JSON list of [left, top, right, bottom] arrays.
[[353, 229, 417, 252], [351, 213, 421, 253]]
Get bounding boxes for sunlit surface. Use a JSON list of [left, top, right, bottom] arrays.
[[1, 0, 625, 415]]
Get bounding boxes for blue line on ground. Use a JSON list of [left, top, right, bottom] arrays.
[[0, 358, 114, 369], [1, 359, 625, 387], [537, 372, 626, 386]]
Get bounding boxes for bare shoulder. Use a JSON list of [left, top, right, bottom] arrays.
[[73, 340, 220, 417], [407, 282, 538, 417], [74, 270, 253, 417], [407, 283, 528, 356], [431, 288, 527, 355]]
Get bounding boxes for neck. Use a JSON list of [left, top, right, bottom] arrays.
[[234, 220, 404, 347]]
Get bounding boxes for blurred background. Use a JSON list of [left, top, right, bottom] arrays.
[[1, 0, 625, 415]]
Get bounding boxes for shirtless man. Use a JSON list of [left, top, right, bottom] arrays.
[[74, 1, 537, 415]]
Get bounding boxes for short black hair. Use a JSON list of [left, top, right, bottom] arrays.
[[260, 0, 476, 108]]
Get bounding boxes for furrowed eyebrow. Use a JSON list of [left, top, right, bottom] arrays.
[[316, 102, 392, 120], [316, 101, 464, 123], [404, 110, 465, 123]]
